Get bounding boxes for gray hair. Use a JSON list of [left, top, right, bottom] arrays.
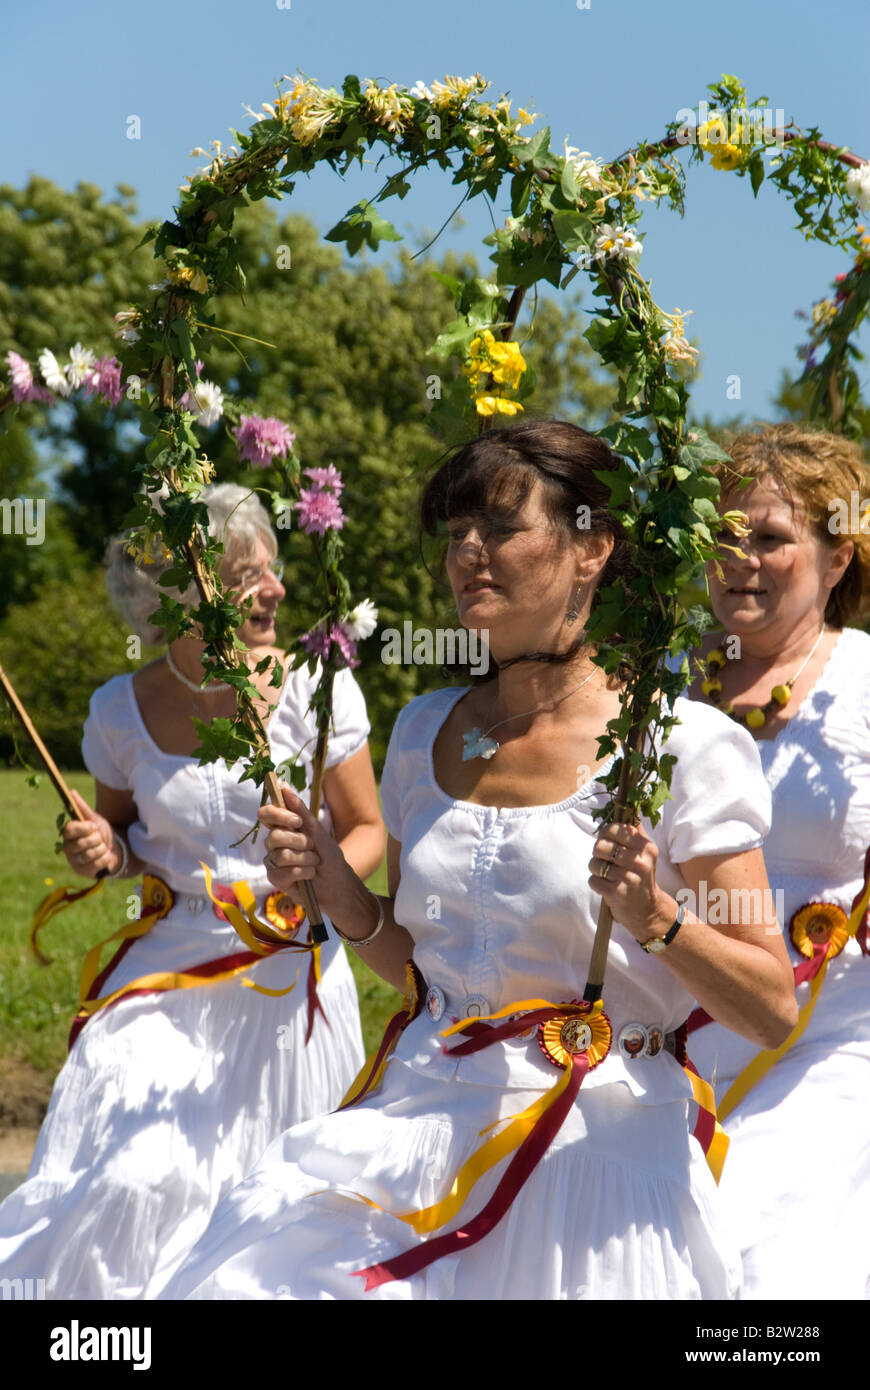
[[106, 483, 278, 645]]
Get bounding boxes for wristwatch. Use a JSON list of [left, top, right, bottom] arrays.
[[640, 902, 685, 955]]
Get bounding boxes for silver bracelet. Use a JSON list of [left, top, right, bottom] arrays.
[[334, 892, 385, 948], [107, 831, 129, 879]]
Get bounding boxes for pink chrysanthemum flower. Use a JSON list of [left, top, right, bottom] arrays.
[[234, 415, 296, 469], [84, 354, 124, 408], [5, 351, 53, 404], [304, 464, 344, 494], [330, 623, 359, 669], [300, 625, 332, 660], [296, 487, 346, 535]]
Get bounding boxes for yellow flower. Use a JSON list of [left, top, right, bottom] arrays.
[[488, 340, 527, 390], [711, 142, 742, 171], [516, 107, 535, 127], [697, 118, 729, 150], [44, 877, 54, 886], [474, 394, 524, 417]]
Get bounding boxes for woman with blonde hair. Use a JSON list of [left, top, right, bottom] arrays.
[[684, 422, 870, 1299], [0, 482, 384, 1299]]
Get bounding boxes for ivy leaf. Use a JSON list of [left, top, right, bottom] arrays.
[[192, 717, 254, 766], [325, 200, 402, 254], [511, 169, 533, 216]]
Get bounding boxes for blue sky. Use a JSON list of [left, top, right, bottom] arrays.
[[4, 0, 868, 423]]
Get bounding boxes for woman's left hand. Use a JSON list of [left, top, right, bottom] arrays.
[[588, 822, 675, 944]]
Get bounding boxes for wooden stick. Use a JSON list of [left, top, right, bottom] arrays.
[[582, 719, 644, 1001], [0, 658, 109, 878]]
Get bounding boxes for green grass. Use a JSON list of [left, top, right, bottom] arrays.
[[0, 769, 401, 1080]]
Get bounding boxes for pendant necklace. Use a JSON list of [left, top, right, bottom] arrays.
[[462, 668, 597, 762]]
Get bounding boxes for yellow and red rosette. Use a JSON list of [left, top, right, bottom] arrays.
[[352, 997, 609, 1291], [790, 901, 849, 964], [263, 891, 305, 939]]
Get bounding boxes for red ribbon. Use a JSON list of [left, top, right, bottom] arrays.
[[353, 1051, 589, 1291]]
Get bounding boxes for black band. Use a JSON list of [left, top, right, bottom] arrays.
[[662, 901, 685, 946]]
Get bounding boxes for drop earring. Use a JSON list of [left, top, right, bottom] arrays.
[[565, 585, 582, 624]]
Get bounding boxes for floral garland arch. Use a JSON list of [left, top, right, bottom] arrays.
[[1, 72, 868, 955]]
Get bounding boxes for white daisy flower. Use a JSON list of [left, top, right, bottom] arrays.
[[66, 343, 97, 389], [38, 348, 72, 397], [343, 599, 378, 640], [846, 164, 870, 213], [188, 379, 224, 427]]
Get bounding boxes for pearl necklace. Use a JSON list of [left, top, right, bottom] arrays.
[[165, 647, 227, 695], [462, 669, 597, 761], [702, 624, 826, 730]]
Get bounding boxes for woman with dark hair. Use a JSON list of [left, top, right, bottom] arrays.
[[682, 422, 870, 1299], [163, 421, 796, 1301], [0, 484, 384, 1299]]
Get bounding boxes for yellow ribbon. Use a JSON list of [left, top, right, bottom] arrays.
[[200, 863, 309, 998], [717, 869, 870, 1124], [29, 879, 105, 966], [686, 1067, 730, 1183]]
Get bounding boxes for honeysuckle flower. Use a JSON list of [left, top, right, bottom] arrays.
[[474, 394, 524, 417], [66, 343, 97, 389], [846, 164, 870, 213], [233, 415, 296, 469], [296, 487, 346, 535], [429, 74, 487, 112], [812, 298, 838, 329], [563, 142, 608, 191], [84, 354, 124, 408], [114, 310, 141, 344], [5, 351, 53, 403], [660, 308, 698, 364], [593, 223, 643, 264], [304, 465, 344, 493], [183, 379, 224, 427], [342, 598, 378, 640], [409, 80, 434, 101], [363, 79, 413, 133], [38, 348, 72, 397]]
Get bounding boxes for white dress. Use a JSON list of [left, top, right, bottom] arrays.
[[0, 665, 367, 1299], [161, 690, 770, 1301], [688, 626, 870, 1300]]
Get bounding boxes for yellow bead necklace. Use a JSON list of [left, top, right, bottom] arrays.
[[701, 624, 826, 730]]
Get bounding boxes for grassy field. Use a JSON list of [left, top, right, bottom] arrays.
[[0, 769, 402, 1089]]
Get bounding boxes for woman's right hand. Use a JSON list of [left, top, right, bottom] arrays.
[[259, 784, 354, 915], [62, 789, 123, 878]]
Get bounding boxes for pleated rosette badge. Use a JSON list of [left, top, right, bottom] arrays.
[[537, 998, 612, 1070], [789, 901, 850, 961]]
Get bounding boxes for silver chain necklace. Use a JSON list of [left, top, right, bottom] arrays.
[[462, 668, 597, 761]]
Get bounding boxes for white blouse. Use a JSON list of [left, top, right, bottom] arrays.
[[380, 688, 771, 1103], [82, 664, 370, 897]]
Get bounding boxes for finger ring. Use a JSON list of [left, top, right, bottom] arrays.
[[266, 851, 280, 870], [599, 859, 611, 881]]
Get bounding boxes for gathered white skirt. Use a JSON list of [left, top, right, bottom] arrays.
[[0, 895, 364, 1300], [161, 1023, 741, 1302]]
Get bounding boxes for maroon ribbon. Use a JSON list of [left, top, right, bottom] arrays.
[[353, 1049, 590, 1291]]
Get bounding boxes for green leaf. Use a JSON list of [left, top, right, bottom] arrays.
[[191, 717, 254, 766], [510, 169, 533, 217], [324, 200, 403, 254], [749, 153, 765, 197]]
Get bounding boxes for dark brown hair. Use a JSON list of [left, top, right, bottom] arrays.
[[419, 419, 635, 675]]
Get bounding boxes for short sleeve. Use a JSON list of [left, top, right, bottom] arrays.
[[81, 681, 132, 791], [660, 699, 771, 863], [379, 706, 407, 841], [324, 669, 371, 769]]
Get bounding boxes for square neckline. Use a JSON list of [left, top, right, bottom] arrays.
[[125, 658, 291, 763], [425, 685, 617, 818]]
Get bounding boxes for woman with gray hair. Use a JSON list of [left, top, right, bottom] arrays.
[[0, 483, 384, 1299]]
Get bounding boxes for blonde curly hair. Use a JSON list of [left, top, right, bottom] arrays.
[[713, 422, 870, 628]]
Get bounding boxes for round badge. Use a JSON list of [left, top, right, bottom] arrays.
[[538, 1003, 612, 1070], [264, 892, 304, 938], [425, 985, 446, 1022], [789, 901, 849, 960], [618, 1023, 649, 1061], [645, 1025, 664, 1058], [186, 895, 205, 916], [462, 994, 491, 1019]]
